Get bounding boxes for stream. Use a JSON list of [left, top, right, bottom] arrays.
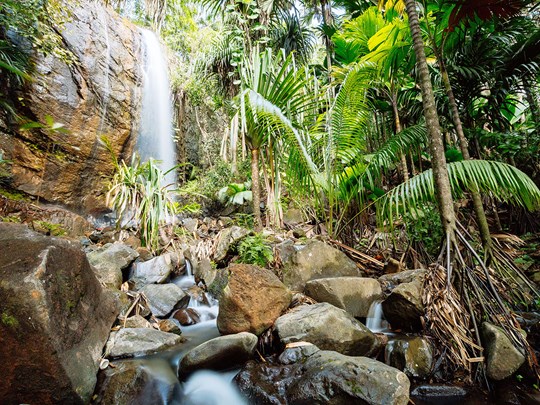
[[104, 277, 540, 405]]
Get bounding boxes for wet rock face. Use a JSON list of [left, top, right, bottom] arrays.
[[0, 223, 119, 404], [0, 0, 142, 213], [381, 270, 425, 332], [481, 322, 526, 380], [180, 332, 258, 376], [217, 263, 292, 336], [274, 303, 379, 356], [235, 347, 410, 405], [385, 336, 433, 379], [94, 359, 180, 405]]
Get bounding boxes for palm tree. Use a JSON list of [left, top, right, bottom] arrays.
[[230, 48, 318, 230]]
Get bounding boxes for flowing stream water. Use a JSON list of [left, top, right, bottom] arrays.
[[120, 263, 245, 404], [137, 29, 177, 187]]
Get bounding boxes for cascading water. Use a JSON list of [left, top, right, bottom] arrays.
[[366, 300, 389, 333], [138, 29, 177, 187]]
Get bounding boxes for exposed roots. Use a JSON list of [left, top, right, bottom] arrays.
[[422, 222, 540, 385]]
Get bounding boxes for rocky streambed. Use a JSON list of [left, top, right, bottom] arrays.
[[1, 220, 540, 405]]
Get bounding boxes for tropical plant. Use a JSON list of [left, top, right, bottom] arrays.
[[217, 181, 253, 206], [106, 153, 178, 252], [236, 233, 274, 267]]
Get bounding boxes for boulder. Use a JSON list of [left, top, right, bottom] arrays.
[[304, 277, 383, 318], [0, 223, 119, 404], [123, 315, 152, 329], [94, 359, 180, 405], [283, 208, 304, 225], [274, 302, 379, 356], [173, 308, 202, 326], [158, 319, 182, 335], [214, 226, 250, 262], [382, 276, 424, 331], [379, 269, 426, 294], [385, 337, 433, 378], [217, 264, 292, 336], [282, 239, 361, 291], [131, 253, 176, 285], [235, 348, 410, 405], [481, 322, 525, 380], [140, 284, 189, 317], [87, 243, 139, 289], [105, 328, 184, 359], [194, 257, 216, 287], [180, 332, 258, 376]]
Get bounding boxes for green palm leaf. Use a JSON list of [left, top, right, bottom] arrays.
[[378, 160, 540, 227]]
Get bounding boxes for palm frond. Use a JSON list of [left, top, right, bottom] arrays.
[[378, 160, 540, 227]]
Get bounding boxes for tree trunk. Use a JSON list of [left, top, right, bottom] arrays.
[[251, 148, 263, 231], [391, 95, 409, 182], [440, 59, 491, 249], [320, 0, 334, 82], [405, 0, 456, 235]]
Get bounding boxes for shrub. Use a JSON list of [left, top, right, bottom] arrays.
[[236, 234, 273, 267]]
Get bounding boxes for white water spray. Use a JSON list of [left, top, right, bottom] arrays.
[[138, 29, 177, 187]]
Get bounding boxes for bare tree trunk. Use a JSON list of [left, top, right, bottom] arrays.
[[440, 60, 491, 249], [391, 96, 409, 182], [405, 0, 456, 235], [251, 148, 263, 231], [320, 0, 334, 82]]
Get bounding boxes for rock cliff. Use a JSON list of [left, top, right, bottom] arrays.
[[0, 0, 142, 213]]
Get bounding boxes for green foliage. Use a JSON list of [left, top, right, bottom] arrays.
[[218, 181, 252, 205], [1, 311, 18, 328], [378, 160, 540, 228], [236, 233, 273, 267], [232, 213, 254, 229], [34, 220, 66, 236], [404, 204, 444, 257], [0, 0, 76, 64], [106, 152, 177, 252]]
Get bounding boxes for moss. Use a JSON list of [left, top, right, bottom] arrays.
[[0, 188, 29, 201], [0, 215, 22, 223], [34, 220, 66, 236], [1, 311, 19, 328]]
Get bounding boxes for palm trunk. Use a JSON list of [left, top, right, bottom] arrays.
[[440, 59, 491, 249], [391, 96, 409, 182], [251, 148, 263, 231], [405, 0, 456, 235], [320, 0, 334, 81]]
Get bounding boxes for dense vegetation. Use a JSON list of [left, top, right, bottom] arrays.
[[2, 0, 540, 386]]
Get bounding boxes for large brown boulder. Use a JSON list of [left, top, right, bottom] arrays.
[[282, 239, 362, 291], [0, 0, 142, 213], [217, 263, 292, 335], [0, 223, 119, 404]]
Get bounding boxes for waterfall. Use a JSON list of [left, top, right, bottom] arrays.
[[138, 29, 177, 187], [366, 300, 388, 333]]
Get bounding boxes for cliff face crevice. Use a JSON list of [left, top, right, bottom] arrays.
[[0, 0, 143, 214]]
